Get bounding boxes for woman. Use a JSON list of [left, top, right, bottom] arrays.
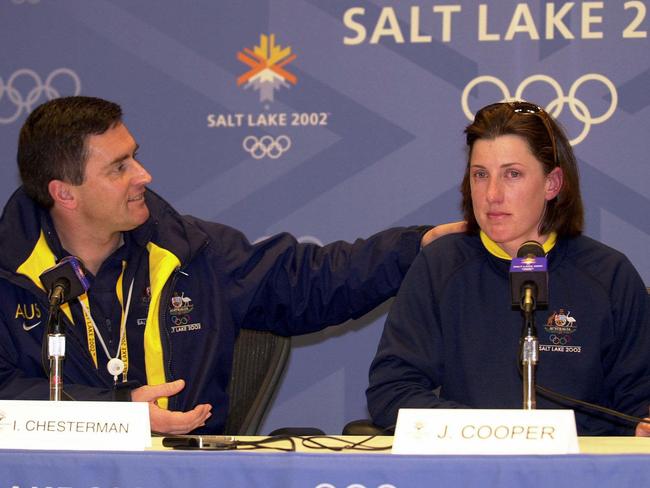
[[366, 102, 650, 436]]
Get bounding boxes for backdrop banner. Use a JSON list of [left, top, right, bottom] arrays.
[[1, 0, 648, 433]]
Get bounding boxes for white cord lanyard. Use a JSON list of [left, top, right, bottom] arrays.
[[80, 278, 135, 384]]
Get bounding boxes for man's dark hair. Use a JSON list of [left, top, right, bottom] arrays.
[[461, 101, 584, 238], [17, 96, 123, 208]]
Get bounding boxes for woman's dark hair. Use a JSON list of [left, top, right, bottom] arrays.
[[461, 101, 584, 237]]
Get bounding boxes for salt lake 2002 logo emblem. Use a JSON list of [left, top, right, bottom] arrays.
[[206, 33, 331, 160], [237, 34, 297, 104]]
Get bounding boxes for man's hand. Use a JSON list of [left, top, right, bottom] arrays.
[[635, 419, 650, 437], [421, 221, 467, 248], [131, 379, 212, 435]]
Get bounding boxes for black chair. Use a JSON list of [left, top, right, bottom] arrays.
[[224, 329, 290, 435], [342, 418, 389, 436]]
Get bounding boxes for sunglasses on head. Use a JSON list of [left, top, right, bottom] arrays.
[[477, 101, 558, 167]]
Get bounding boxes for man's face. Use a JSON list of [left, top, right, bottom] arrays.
[[70, 122, 152, 238], [469, 134, 561, 257]]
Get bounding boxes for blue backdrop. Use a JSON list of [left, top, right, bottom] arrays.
[[1, 0, 648, 434]]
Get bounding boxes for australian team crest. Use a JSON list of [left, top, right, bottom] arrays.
[[169, 292, 194, 315], [541, 309, 581, 352], [545, 309, 577, 334], [141, 286, 151, 305]]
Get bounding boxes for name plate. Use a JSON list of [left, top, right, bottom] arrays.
[[392, 409, 579, 455], [0, 400, 151, 451]]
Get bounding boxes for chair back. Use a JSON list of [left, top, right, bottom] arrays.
[[224, 329, 290, 435]]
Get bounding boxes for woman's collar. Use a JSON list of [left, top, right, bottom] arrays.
[[480, 231, 557, 260]]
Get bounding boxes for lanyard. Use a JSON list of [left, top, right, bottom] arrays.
[[80, 261, 134, 384]]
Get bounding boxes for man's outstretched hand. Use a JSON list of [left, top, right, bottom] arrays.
[[131, 379, 212, 435]]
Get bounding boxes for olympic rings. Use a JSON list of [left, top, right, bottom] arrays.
[[171, 316, 189, 326], [0, 68, 81, 124], [461, 73, 618, 145], [242, 135, 292, 159], [549, 334, 570, 345]]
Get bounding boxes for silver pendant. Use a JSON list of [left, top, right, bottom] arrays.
[[107, 357, 125, 376]]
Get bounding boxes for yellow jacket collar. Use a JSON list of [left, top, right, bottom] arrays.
[[480, 231, 557, 260]]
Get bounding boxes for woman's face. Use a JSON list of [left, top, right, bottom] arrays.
[[469, 134, 562, 257]]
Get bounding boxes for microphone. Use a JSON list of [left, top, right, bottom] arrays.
[[39, 256, 89, 401], [39, 256, 90, 308], [509, 241, 548, 312]]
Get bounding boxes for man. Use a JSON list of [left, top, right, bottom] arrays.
[[0, 96, 460, 434]]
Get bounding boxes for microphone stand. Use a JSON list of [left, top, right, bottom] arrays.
[[46, 298, 66, 401], [520, 285, 539, 410]]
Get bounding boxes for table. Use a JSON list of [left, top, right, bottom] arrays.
[[3, 437, 650, 487]]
